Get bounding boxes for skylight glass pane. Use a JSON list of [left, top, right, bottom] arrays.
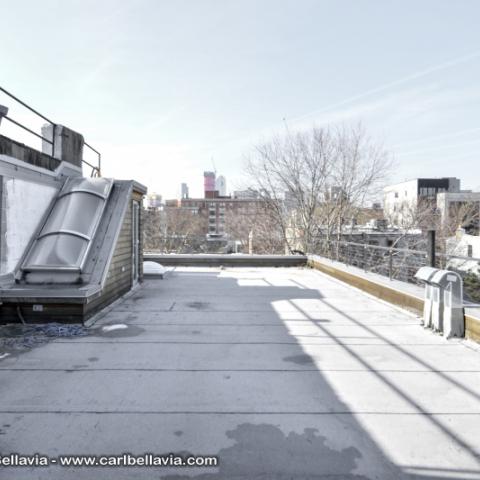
[[42, 192, 103, 238], [64, 177, 112, 198], [24, 235, 88, 268], [20, 177, 114, 277]]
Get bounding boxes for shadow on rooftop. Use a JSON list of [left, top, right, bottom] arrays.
[[138, 268, 480, 479]]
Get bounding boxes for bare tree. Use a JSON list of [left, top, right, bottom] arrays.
[[143, 208, 163, 251], [224, 203, 285, 254], [384, 197, 479, 251], [161, 208, 205, 253], [143, 207, 205, 253], [329, 125, 391, 251], [245, 127, 333, 253], [245, 124, 391, 253]]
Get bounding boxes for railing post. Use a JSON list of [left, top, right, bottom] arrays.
[[0, 105, 8, 126], [427, 230, 436, 268], [51, 123, 56, 158], [388, 248, 393, 280]]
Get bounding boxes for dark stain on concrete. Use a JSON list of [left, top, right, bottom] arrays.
[[88, 357, 99, 362], [174, 430, 183, 437], [162, 423, 371, 479], [283, 354, 315, 365], [191, 330, 202, 335], [186, 302, 210, 310]]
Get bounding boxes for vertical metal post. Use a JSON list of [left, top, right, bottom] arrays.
[[51, 124, 56, 158], [388, 249, 393, 280], [427, 230, 436, 268], [0, 105, 9, 126]]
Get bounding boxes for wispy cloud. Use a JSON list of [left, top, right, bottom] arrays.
[[397, 138, 480, 157], [286, 50, 480, 125], [142, 105, 187, 133], [391, 126, 480, 150], [75, 56, 119, 93]]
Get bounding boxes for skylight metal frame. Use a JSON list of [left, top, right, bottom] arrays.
[[21, 178, 113, 274]]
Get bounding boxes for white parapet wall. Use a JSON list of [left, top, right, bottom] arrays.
[[2, 178, 57, 273], [0, 154, 68, 275]]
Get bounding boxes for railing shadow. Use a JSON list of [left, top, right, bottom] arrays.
[[152, 268, 479, 479]]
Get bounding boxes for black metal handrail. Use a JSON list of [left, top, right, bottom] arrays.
[[0, 85, 101, 176], [2, 114, 53, 145], [0, 86, 56, 124], [84, 142, 101, 177]]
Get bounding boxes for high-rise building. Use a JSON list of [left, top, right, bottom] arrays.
[[216, 175, 227, 196], [180, 183, 189, 199], [204, 171, 216, 197]]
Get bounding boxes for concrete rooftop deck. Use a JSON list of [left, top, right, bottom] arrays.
[[1, 267, 480, 479]]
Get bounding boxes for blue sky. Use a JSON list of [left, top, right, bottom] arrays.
[[1, 0, 480, 198]]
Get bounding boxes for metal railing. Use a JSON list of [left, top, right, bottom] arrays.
[[313, 239, 428, 283], [0, 85, 101, 177], [312, 239, 480, 303], [83, 142, 101, 177]]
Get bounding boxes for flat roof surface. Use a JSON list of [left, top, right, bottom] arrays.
[[0, 267, 480, 479]]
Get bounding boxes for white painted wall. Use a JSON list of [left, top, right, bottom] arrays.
[[447, 233, 480, 275], [383, 179, 418, 226], [448, 233, 480, 257], [1, 177, 58, 274]]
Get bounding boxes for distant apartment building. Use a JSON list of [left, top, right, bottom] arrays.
[[165, 174, 264, 240], [436, 191, 480, 232], [145, 192, 163, 210], [233, 189, 260, 200], [325, 185, 349, 202], [383, 177, 461, 226], [179, 196, 263, 239]]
